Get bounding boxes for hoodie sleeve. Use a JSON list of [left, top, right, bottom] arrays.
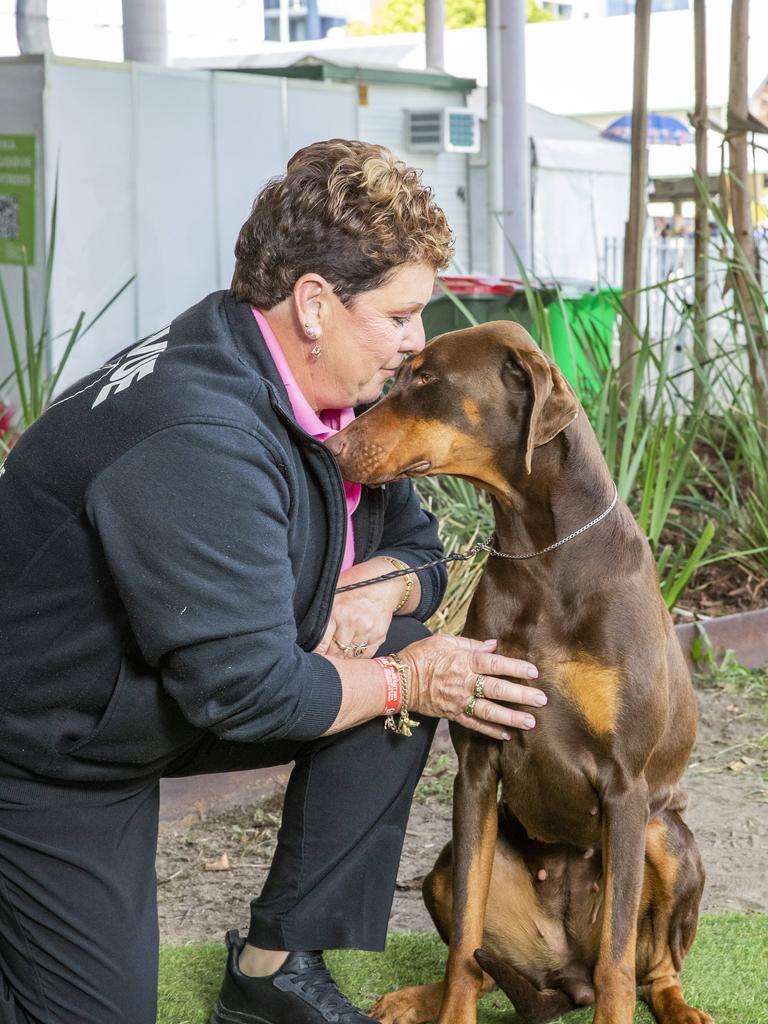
[[371, 478, 448, 622], [86, 421, 342, 743]]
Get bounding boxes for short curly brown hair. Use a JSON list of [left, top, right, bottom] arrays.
[[230, 138, 454, 308]]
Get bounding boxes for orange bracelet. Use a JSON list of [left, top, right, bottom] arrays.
[[375, 656, 401, 714]]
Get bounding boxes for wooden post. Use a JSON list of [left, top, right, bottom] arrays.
[[619, 0, 651, 397], [728, 0, 768, 425], [693, 0, 708, 399]]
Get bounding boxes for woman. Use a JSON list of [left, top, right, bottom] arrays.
[[0, 139, 545, 1024]]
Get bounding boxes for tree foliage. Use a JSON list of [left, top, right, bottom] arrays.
[[346, 0, 556, 36]]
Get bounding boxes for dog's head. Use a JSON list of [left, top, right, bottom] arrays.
[[328, 321, 580, 497]]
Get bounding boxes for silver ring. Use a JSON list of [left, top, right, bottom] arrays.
[[465, 695, 478, 717], [473, 674, 486, 699]]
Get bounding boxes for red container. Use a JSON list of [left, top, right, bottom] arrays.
[[434, 275, 520, 296]]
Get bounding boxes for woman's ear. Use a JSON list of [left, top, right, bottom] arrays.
[[292, 274, 327, 338]]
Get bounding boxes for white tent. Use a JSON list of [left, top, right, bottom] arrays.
[[467, 103, 630, 281]]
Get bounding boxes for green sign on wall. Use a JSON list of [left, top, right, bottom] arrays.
[[0, 135, 36, 265]]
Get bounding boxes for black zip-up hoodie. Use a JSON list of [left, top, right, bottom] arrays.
[[0, 292, 447, 782]]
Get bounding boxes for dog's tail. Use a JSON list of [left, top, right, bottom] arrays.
[[474, 948, 576, 1024]]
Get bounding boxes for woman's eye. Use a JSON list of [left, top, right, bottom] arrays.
[[392, 315, 410, 327]]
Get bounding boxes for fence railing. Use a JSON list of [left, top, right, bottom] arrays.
[[599, 234, 768, 402]]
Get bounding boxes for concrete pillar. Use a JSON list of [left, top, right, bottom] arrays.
[[279, 0, 290, 43], [16, 0, 52, 54], [500, 0, 531, 272], [121, 0, 168, 65], [425, 0, 445, 71], [486, 0, 505, 276]]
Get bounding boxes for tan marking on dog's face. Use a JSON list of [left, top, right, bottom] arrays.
[[557, 658, 620, 736], [332, 405, 512, 497], [463, 397, 481, 426]]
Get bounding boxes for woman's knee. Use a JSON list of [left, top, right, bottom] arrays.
[[377, 615, 431, 656]]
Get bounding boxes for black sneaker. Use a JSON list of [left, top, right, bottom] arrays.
[[209, 930, 377, 1024]]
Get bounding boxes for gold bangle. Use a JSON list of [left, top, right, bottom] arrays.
[[383, 652, 420, 737], [382, 556, 413, 614]]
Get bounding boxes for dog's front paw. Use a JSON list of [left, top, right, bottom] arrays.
[[668, 1010, 715, 1024], [370, 983, 443, 1024]]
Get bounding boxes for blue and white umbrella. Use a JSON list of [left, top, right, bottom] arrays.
[[602, 112, 694, 145]]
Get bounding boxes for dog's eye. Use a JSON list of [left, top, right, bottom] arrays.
[[418, 372, 437, 385]]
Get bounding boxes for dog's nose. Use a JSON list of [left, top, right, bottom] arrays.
[[326, 435, 346, 457]]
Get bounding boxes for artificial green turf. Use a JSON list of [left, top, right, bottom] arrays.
[[158, 913, 768, 1024]]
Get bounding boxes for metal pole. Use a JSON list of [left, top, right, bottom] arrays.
[[486, 0, 505, 276], [16, 0, 52, 53], [121, 0, 168, 64], [424, 0, 445, 71], [501, 0, 531, 272]]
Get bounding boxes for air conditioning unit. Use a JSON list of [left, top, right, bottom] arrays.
[[405, 108, 480, 154]]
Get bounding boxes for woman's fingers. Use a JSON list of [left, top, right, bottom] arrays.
[[463, 694, 538, 731], [472, 651, 539, 683], [457, 715, 513, 742], [475, 675, 547, 709]]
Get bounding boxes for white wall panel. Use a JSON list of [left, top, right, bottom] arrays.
[[133, 65, 218, 337], [286, 81, 356, 157], [212, 73, 286, 291], [44, 59, 135, 389], [0, 58, 45, 399], [359, 85, 470, 273]]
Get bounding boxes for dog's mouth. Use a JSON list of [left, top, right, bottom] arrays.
[[397, 459, 432, 478], [355, 459, 432, 487]]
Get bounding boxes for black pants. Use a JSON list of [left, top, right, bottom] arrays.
[[0, 618, 436, 1024]]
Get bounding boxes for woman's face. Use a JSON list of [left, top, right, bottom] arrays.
[[312, 262, 435, 410]]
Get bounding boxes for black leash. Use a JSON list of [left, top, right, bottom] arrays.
[[334, 542, 489, 594]]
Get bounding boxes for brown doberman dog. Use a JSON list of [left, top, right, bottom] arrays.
[[327, 322, 712, 1024]]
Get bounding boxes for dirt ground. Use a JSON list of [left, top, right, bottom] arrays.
[[157, 688, 768, 945]]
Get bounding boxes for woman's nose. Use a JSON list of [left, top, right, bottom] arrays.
[[403, 316, 426, 355]]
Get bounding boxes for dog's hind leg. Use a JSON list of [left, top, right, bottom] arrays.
[[637, 813, 714, 1024]]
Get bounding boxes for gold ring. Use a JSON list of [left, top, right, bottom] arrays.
[[352, 642, 369, 658], [473, 674, 486, 699], [333, 637, 353, 654], [465, 695, 478, 717]]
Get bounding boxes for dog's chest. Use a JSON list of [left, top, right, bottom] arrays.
[[498, 735, 602, 849]]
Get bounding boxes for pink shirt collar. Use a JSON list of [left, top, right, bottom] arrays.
[[252, 307, 360, 571]]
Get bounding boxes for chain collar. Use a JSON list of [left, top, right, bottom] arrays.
[[335, 482, 619, 595], [475, 482, 619, 561]]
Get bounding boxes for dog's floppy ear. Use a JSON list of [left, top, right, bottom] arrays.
[[507, 344, 580, 474]]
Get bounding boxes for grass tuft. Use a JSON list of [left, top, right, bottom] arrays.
[[158, 914, 768, 1023]]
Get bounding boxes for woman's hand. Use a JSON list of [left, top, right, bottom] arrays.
[[400, 635, 546, 740], [313, 558, 411, 659]]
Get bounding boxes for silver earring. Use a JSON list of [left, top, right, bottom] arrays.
[[304, 323, 318, 340]]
